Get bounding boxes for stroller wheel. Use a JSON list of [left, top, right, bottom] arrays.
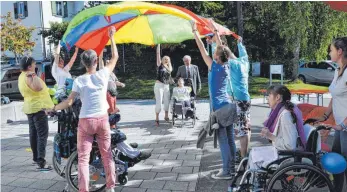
[[118, 174, 128, 185]]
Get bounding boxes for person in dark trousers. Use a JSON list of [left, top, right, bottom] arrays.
[[176, 55, 202, 98], [18, 56, 54, 170]]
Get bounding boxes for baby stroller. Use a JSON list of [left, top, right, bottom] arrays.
[[171, 78, 197, 127]]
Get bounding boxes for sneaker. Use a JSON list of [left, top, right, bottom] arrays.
[[137, 151, 151, 160], [36, 160, 52, 171], [211, 170, 233, 180], [129, 143, 138, 148]]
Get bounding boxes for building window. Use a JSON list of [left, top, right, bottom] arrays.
[[13, 1, 28, 19], [51, 1, 68, 18]]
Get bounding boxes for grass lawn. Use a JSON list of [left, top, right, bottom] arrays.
[[116, 76, 328, 99]]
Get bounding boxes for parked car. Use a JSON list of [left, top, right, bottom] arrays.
[[1, 61, 55, 100], [298, 60, 337, 84]]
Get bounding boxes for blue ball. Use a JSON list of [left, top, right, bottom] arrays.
[[321, 152, 347, 174]]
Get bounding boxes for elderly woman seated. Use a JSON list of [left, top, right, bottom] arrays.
[[248, 85, 307, 170]]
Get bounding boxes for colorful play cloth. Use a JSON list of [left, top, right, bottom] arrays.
[[61, 2, 237, 54]]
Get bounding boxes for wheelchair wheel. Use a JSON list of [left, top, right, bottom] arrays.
[[66, 151, 106, 192], [52, 151, 66, 178], [266, 163, 334, 192]]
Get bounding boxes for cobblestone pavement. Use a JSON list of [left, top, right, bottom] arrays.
[[1, 100, 210, 192], [2, 98, 344, 192]]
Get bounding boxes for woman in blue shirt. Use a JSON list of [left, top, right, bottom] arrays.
[[209, 21, 252, 163], [191, 21, 236, 180]]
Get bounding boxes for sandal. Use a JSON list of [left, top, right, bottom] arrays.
[[164, 117, 170, 122], [155, 120, 159, 126]]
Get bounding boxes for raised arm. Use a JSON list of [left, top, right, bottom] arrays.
[[105, 27, 119, 72], [99, 51, 105, 70], [208, 20, 222, 46], [190, 20, 213, 70], [237, 37, 249, 62], [156, 44, 161, 67], [52, 42, 60, 80], [64, 47, 79, 71]]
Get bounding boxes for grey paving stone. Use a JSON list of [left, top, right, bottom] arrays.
[[7, 178, 37, 187], [188, 181, 197, 191], [1, 185, 15, 192], [172, 166, 194, 174], [154, 172, 178, 181], [114, 186, 123, 192], [152, 148, 170, 154], [17, 171, 41, 179], [148, 154, 160, 159], [1, 175, 18, 185], [2, 168, 25, 177], [123, 179, 143, 188], [47, 181, 67, 191], [145, 189, 171, 192], [132, 171, 157, 180], [162, 160, 183, 167], [182, 160, 201, 167], [150, 166, 173, 173], [27, 180, 57, 190], [158, 154, 178, 160], [177, 173, 199, 182], [169, 148, 187, 154], [164, 144, 183, 149], [131, 164, 153, 172], [141, 159, 164, 166], [140, 180, 166, 189], [177, 154, 197, 160], [193, 166, 200, 173], [10, 187, 36, 192], [120, 187, 146, 192], [163, 181, 189, 191]]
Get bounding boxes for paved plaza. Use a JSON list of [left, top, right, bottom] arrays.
[[1, 97, 344, 192]]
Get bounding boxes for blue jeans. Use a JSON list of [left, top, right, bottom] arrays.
[[217, 124, 236, 175]]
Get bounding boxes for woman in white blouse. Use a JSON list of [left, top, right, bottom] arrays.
[[261, 85, 306, 151], [316, 37, 347, 192]]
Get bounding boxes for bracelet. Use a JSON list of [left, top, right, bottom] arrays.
[[214, 30, 218, 32]]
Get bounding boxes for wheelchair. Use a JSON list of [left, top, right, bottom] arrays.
[[171, 78, 197, 127], [229, 119, 335, 192]]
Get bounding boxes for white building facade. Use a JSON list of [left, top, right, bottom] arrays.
[[1, 1, 86, 61]]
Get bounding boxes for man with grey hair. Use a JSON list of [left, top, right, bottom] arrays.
[[176, 55, 201, 98], [47, 27, 118, 192]]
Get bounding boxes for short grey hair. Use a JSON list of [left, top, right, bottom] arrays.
[[80, 49, 97, 68], [183, 55, 191, 61]]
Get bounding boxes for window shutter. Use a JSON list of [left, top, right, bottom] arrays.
[[24, 1, 28, 17], [51, 1, 57, 16], [63, 1, 68, 18], [14, 2, 18, 19]]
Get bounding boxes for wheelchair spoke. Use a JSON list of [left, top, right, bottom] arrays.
[[267, 164, 333, 192]]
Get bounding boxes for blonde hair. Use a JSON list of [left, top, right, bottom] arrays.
[[161, 56, 171, 65]]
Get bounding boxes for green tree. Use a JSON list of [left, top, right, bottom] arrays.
[[39, 21, 69, 46], [0, 12, 36, 63]]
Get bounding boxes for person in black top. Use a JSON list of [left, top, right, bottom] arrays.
[[154, 44, 172, 126]]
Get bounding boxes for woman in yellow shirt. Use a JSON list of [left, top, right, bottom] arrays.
[[18, 56, 54, 170]]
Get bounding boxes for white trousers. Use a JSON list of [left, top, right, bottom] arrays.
[[154, 82, 170, 113]]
